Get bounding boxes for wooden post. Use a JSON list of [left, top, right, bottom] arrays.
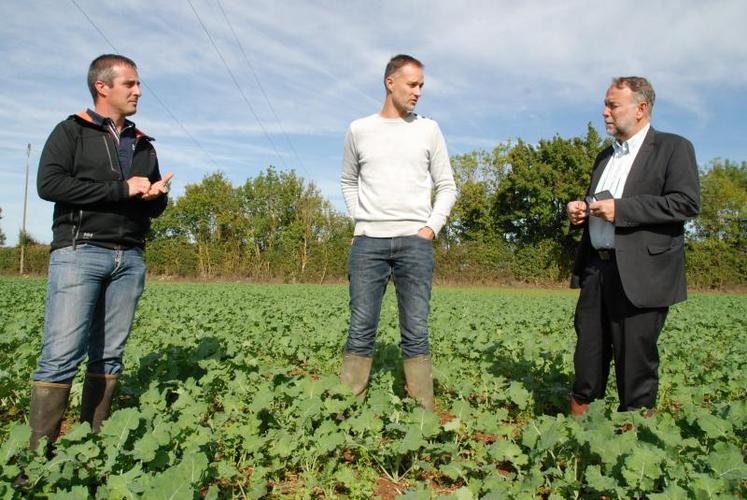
[[20, 143, 31, 274]]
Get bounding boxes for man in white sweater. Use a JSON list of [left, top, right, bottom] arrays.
[[339, 54, 457, 410]]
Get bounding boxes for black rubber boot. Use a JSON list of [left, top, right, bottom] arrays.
[[29, 381, 71, 453], [80, 373, 118, 432]]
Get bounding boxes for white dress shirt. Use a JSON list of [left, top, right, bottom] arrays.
[[590, 124, 650, 249]]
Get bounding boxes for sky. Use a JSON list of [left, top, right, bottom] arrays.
[[1, 0, 745, 246]]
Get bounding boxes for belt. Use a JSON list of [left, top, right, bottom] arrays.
[[596, 249, 615, 261]]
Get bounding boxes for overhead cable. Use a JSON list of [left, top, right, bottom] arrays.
[[186, 0, 288, 170], [69, 0, 218, 169], [216, 0, 307, 175]]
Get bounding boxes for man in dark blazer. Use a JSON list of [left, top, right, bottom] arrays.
[[566, 76, 700, 414]]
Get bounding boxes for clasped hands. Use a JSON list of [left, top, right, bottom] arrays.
[[566, 199, 615, 225], [127, 172, 175, 200]]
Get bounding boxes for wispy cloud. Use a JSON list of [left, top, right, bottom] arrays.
[[0, 0, 745, 245]]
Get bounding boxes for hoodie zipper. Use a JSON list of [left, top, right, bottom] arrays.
[[72, 209, 84, 249], [102, 136, 121, 175]]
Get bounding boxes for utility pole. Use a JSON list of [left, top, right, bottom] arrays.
[[20, 143, 30, 274]]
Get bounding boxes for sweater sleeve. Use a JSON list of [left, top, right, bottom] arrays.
[[340, 127, 359, 219], [37, 121, 129, 204], [425, 123, 457, 235]]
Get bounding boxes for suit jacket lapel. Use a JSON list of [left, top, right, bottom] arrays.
[[590, 147, 613, 194], [622, 127, 656, 197]]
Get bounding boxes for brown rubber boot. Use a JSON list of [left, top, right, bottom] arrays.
[[403, 355, 434, 411], [339, 353, 373, 399], [29, 381, 71, 453], [570, 397, 590, 416], [80, 373, 118, 432]]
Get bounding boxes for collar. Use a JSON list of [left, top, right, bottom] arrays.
[[85, 108, 136, 133], [613, 123, 650, 156], [75, 110, 152, 140]]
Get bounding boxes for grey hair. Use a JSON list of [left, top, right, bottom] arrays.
[[612, 76, 655, 115]]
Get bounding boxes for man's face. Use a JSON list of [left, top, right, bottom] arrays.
[[602, 84, 646, 142], [386, 63, 424, 115], [98, 64, 141, 116]]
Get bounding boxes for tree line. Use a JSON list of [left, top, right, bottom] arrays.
[[1, 126, 745, 288]]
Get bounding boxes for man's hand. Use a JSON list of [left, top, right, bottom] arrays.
[[566, 200, 588, 226], [126, 177, 151, 197], [142, 172, 174, 201], [590, 199, 615, 223], [417, 226, 435, 240]]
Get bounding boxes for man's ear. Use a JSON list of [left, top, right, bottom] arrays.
[[385, 76, 394, 92], [94, 80, 109, 99], [637, 101, 649, 120]]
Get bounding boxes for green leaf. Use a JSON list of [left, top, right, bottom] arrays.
[[248, 387, 274, 413], [101, 407, 142, 443], [690, 472, 727, 497], [399, 427, 427, 453], [584, 464, 617, 493], [440, 462, 463, 481], [647, 483, 689, 500], [411, 408, 440, 438], [696, 413, 733, 439], [132, 434, 160, 463], [105, 464, 145, 499], [59, 422, 91, 443], [0, 423, 30, 464], [270, 431, 295, 458], [314, 427, 345, 454], [335, 465, 357, 487], [507, 381, 530, 410], [50, 486, 89, 500], [453, 486, 474, 500], [621, 445, 665, 489], [145, 452, 209, 499], [488, 439, 528, 467], [706, 442, 747, 481]]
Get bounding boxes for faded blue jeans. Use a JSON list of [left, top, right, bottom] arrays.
[[345, 235, 434, 358], [33, 244, 146, 383]]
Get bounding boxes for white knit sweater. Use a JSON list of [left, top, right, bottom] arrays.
[[340, 113, 457, 237]]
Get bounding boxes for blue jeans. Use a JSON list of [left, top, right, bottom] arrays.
[[346, 235, 434, 358], [33, 244, 146, 383]]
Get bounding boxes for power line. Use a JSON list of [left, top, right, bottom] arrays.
[[186, 0, 289, 171], [69, 0, 218, 169], [216, 0, 307, 175]]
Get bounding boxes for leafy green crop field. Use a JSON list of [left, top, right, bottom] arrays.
[[1, 277, 745, 498]]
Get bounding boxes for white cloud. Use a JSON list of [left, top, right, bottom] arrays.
[[0, 0, 745, 246]]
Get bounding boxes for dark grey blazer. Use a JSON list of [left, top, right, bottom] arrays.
[[571, 127, 701, 308]]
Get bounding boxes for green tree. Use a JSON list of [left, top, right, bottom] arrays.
[[151, 172, 243, 276], [493, 124, 603, 247], [239, 167, 350, 280], [147, 167, 353, 281], [446, 144, 510, 242], [686, 159, 747, 288], [489, 125, 605, 280], [693, 159, 747, 245]]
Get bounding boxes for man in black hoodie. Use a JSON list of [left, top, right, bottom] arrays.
[[29, 54, 173, 451]]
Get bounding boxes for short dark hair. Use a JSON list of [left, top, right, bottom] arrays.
[[87, 54, 137, 101], [384, 54, 423, 81], [612, 76, 655, 115]]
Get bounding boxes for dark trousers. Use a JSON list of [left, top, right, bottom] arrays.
[[571, 253, 668, 411]]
